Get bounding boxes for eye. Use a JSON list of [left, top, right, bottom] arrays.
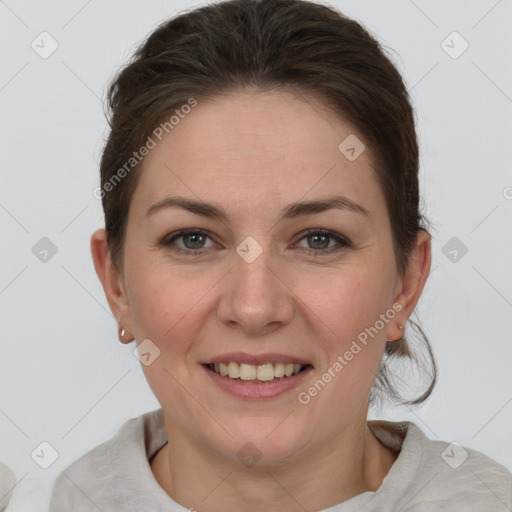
[[161, 229, 216, 255], [294, 228, 351, 256], [160, 228, 351, 256]]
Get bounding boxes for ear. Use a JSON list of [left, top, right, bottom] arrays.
[[90, 228, 133, 343], [387, 230, 431, 341]]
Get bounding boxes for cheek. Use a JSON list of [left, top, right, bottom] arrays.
[[305, 266, 392, 346], [302, 273, 393, 408], [301, 277, 391, 414], [128, 270, 203, 406], [126, 262, 219, 380], [130, 283, 172, 338], [323, 271, 394, 392], [126, 266, 193, 354]]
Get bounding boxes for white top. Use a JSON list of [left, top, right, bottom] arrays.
[[4, 474, 56, 512], [48, 408, 512, 511], [0, 460, 15, 512]]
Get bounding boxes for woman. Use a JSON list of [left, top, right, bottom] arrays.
[[49, 0, 512, 510]]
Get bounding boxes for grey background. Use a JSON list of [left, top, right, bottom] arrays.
[[1, 0, 511, 509]]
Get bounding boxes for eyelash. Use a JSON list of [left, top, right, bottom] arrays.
[[160, 228, 351, 257]]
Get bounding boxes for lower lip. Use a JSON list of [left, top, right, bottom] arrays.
[[202, 364, 313, 399]]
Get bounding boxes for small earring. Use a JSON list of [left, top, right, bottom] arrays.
[[398, 324, 403, 330], [118, 326, 129, 343]]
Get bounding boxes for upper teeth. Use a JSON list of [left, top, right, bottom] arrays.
[[211, 362, 303, 381]]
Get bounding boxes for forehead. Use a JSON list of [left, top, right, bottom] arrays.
[[130, 90, 385, 222]]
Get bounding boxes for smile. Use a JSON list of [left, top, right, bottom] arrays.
[[205, 361, 310, 382]]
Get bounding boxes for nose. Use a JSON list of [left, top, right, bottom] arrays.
[[216, 240, 295, 336]]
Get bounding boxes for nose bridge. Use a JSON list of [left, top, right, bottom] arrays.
[[217, 233, 294, 332], [233, 233, 280, 300]]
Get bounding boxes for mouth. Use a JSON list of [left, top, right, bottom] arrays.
[[203, 361, 313, 383]]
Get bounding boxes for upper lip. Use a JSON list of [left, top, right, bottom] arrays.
[[203, 352, 312, 366]]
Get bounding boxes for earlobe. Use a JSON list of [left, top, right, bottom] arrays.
[[118, 325, 134, 344]]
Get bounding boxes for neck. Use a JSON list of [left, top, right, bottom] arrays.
[[150, 413, 398, 511]]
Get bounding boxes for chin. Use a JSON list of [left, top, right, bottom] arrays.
[[211, 422, 308, 467]]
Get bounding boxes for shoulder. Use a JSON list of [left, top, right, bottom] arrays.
[[0, 460, 16, 510], [48, 408, 166, 511], [423, 433, 511, 505], [390, 421, 512, 509]]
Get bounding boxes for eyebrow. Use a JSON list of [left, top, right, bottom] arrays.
[[145, 195, 371, 223]]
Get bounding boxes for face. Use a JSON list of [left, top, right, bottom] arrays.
[[93, 89, 429, 466]]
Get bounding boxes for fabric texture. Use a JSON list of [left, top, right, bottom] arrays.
[[0, 460, 16, 512], [48, 408, 512, 511], [5, 475, 56, 512]]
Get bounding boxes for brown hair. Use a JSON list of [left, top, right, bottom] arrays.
[[98, 0, 437, 407]]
